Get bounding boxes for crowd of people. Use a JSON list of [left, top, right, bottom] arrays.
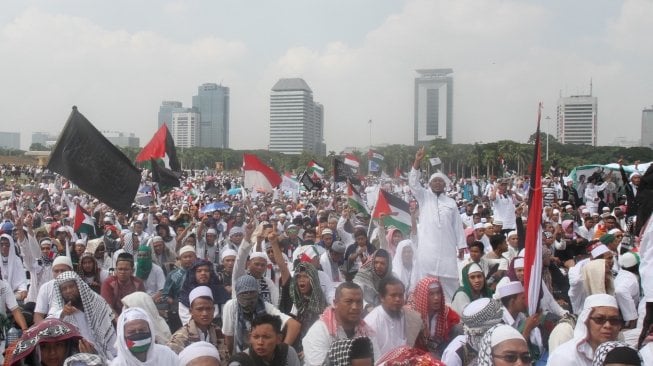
[[0, 148, 650, 366]]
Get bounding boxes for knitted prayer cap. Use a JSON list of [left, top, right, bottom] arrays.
[[235, 275, 259, 295]]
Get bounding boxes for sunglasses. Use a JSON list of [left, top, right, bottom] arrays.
[[589, 316, 623, 326], [492, 353, 532, 363]]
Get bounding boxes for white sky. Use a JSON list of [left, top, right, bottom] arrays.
[[0, 0, 651, 151]]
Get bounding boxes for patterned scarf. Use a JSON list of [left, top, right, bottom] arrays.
[[135, 244, 153, 280], [53, 271, 116, 360], [289, 262, 327, 328], [319, 306, 372, 338], [375, 345, 445, 366], [592, 341, 642, 366], [407, 277, 460, 347], [235, 298, 267, 353], [353, 249, 392, 304], [326, 337, 372, 366]]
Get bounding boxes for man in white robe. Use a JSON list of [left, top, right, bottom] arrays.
[[409, 147, 466, 300]]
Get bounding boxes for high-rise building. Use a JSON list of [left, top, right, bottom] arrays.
[[414, 69, 454, 145], [101, 131, 140, 148], [556, 94, 598, 146], [192, 83, 230, 149], [158, 101, 184, 129], [0, 132, 20, 150], [269, 78, 325, 155], [171, 109, 200, 148], [31, 132, 58, 148], [642, 107, 653, 148]]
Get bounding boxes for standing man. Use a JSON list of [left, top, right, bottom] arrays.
[[409, 146, 466, 300]]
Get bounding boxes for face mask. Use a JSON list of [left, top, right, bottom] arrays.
[[125, 332, 152, 354]]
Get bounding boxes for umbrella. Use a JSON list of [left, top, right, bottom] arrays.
[[227, 187, 242, 195], [200, 201, 230, 213]]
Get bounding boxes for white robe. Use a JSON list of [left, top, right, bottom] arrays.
[[409, 168, 466, 300]]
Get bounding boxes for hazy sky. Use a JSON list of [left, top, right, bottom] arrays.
[[1, 0, 651, 151]]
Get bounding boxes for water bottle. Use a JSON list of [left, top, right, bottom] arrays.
[[6, 327, 21, 345]]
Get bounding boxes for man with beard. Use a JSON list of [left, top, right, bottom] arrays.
[[53, 271, 117, 360], [197, 216, 220, 263], [101, 252, 145, 317], [353, 249, 392, 309], [161, 245, 197, 332], [151, 235, 176, 275], [222, 275, 300, 355], [364, 277, 421, 358], [220, 226, 245, 259]]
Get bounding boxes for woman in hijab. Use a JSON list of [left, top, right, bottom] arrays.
[[121, 291, 172, 344], [379, 227, 404, 257], [77, 252, 104, 294], [178, 259, 228, 325], [111, 307, 179, 366], [6, 319, 86, 366], [476, 324, 531, 366], [549, 294, 623, 365], [392, 240, 419, 295], [592, 341, 641, 366], [407, 277, 461, 358], [451, 262, 493, 315], [353, 249, 392, 308]]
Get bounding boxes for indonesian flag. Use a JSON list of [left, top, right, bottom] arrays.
[[74, 205, 96, 238], [242, 154, 282, 193], [524, 103, 544, 316], [135, 124, 181, 172], [344, 153, 360, 169], [371, 189, 411, 235]]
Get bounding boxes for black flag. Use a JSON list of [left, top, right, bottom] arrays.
[[334, 158, 360, 185], [299, 170, 322, 191], [47, 106, 141, 212], [151, 158, 181, 193]]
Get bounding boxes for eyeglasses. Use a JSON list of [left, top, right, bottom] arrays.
[[492, 353, 532, 363], [589, 316, 623, 326]]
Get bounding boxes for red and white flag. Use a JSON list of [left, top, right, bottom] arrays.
[[524, 103, 544, 316], [344, 153, 360, 169], [242, 154, 282, 193]]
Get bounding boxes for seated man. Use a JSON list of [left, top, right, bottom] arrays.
[[167, 286, 228, 360], [246, 314, 301, 366], [364, 277, 421, 358], [222, 275, 301, 355], [33, 256, 74, 323], [302, 282, 373, 366], [100, 252, 145, 317]]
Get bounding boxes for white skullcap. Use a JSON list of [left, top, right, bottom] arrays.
[[565, 205, 573, 209], [497, 281, 524, 299], [581, 208, 590, 214], [206, 228, 218, 235], [467, 263, 483, 275], [75, 239, 86, 246], [583, 294, 618, 311], [462, 297, 491, 317], [249, 251, 268, 260], [493, 220, 503, 226], [428, 172, 451, 185], [490, 324, 526, 347], [321, 228, 333, 236], [591, 244, 610, 258], [229, 226, 244, 236], [507, 230, 518, 238], [608, 228, 622, 235], [629, 172, 642, 180], [602, 207, 610, 212], [493, 277, 512, 300], [619, 252, 639, 269], [189, 286, 213, 305], [220, 249, 237, 261], [473, 223, 484, 230], [552, 209, 560, 214], [179, 245, 196, 255], [152, 236, 164, 243], [178, 341, 221, 365], [122, 307, 149, 323], [52, 256, 73, 269], [513, 258, 525, 269], [484, 223, 493, 229]]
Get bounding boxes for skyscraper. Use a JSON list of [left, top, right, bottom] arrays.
[[269, 78, 325, 155], [0, 132, 20, 150], [158, 101, 184, 129], [192, 83, 230, 149], [414, 69, 454, 145], [641, 106, 653, 148], [556, 94, 598, 146], [171, 109, 201, 148]]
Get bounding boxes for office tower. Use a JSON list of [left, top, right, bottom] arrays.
[[171, 109, 200, 148], [642, 106, 653, 148], [557, 94, 598, 146], [158, 101, 184, 129], [414, 69, 454, 145], [192, 83, 230, 148], [269, 78, 325, 155], [0, 132, 20, 150], [101, 131, 140, 148]]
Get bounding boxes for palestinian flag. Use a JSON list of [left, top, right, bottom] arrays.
[[243, 154, 282, 192], [136, 124, 181, 172], [74, 205, 96, 238], [347, 181, 368, 216], [372, 189, 411, 235], [125, 337, 151, 354], [307, 160, 325, 180], [344, 153, 360, 170]]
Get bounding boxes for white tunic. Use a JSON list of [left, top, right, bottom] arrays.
[[409, 168, 466, 299], [614, 269, 641, 322], [364, 306, 407, 358]]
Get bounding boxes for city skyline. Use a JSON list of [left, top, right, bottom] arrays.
[[0, 1, 651, 151]]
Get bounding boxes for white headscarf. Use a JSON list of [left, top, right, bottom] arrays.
[[391, 239, 419, 293], [573, 294, 619, 361], [0, 233, 26, 292], [111, 307, 180, 366], [428, 172, 452, 186], [121, 292, 172, 344], [178, 341, 221, 366]]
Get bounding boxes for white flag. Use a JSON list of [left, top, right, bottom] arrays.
[[429, 157, 442, 166]]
